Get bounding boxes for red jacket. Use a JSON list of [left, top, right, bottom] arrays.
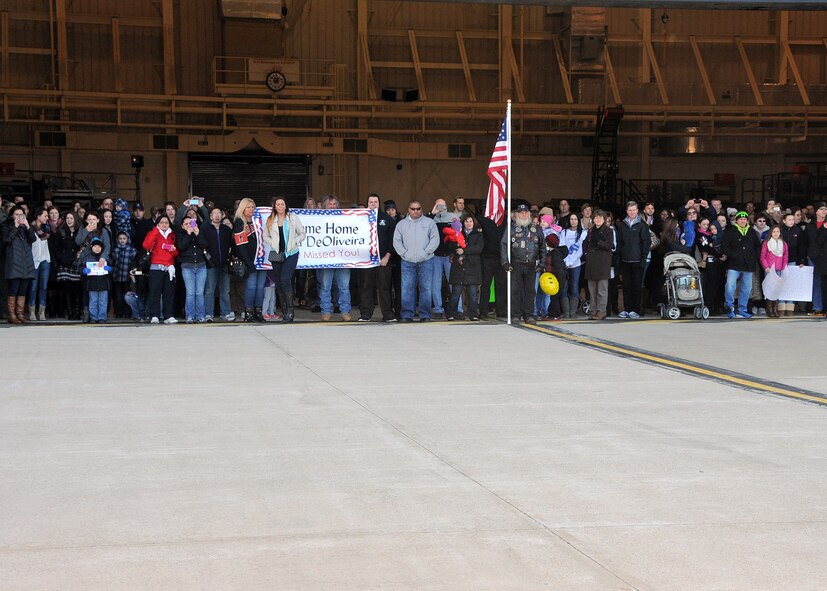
[[142, 226, 178, 266]]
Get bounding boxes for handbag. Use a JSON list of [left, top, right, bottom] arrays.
[[134, 249, 152, 272], [69, 237, 91, 275], [268, 249, 285, 263], [649, 228, 661, 251], [225, 252, 249, 279]]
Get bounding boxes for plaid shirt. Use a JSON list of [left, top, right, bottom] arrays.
[[111, 244, 137, 282]]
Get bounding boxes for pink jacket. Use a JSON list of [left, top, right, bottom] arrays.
[[760, 239, 788, 272]]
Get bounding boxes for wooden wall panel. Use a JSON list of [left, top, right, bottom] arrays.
[[68, 23, 114, 92], [176, 0, 221, 96]]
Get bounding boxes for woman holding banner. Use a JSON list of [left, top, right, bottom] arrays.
[[233, 198, 266, 322], [264, 197, 305, 323]]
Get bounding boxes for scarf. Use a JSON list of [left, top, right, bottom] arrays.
[[158, 227, 172, 239], [736, 224, 749, 237], [767, 237, 784, 257]]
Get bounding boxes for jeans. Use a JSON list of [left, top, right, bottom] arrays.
[[534, 272, 550, 316], [565, 265, 582, 300], [124, 291, 146, 319], [205, 267, 231, 317], [317, 268, 352, 315], [450, 284, 478, 319], [401, 258, 433, 320], [724, 269, 753, 314], [272, 253, 299, 308], [28, 261, 51, 309], [88, 290, 108, 321], [431, 255, 451, 313], [262, 285, 276, 315], [181, 265, 208, 320], [243, 269, 267, 308]]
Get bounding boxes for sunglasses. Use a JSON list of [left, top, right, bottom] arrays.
[[409, 207, 421, 211]]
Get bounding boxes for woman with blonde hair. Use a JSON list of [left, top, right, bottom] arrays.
[[233, 197, 266, 322], [263, 197, 306, 323]]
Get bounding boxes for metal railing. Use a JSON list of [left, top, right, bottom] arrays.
[[213, 56, 336, 96]]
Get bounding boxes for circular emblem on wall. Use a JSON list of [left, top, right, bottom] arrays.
[[265, 70, 287, 92]]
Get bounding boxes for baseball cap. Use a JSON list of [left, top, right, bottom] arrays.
[[515, 204, 530, 212]]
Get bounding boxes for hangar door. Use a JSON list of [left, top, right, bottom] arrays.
[[189, 154, 310, 212]]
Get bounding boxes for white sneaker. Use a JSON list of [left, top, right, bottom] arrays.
[[628, 311, 640, 320], [163, 317, 178, 325], [150, 317, 160, 324], [224, 312, 235, 322], [618, 311, 629, 319]]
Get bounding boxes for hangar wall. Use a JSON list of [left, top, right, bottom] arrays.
[[1, 1, 826, 209]]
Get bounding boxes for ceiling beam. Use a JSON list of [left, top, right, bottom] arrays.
[[411, 1, 827, 9]]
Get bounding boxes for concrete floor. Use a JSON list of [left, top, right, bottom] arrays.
[[1, 320, 826, 590]]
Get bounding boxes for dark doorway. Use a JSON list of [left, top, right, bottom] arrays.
[[189, 153, 310, 212]]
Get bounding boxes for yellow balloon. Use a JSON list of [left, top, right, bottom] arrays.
[[539, 272, 559, 296]]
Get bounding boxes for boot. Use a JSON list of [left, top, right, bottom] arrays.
[[254, 307, 264, 323], [244, 307, 255, 322], [38, 308, 46, 321], [16, 297, 27, 323], [560, 296, 570, 319], [569, 297, 579, 319], [29, 308, 36, 322], [768, 301, 777, 318], [279, 289, 294, 323], [7, 297, 20, 324]]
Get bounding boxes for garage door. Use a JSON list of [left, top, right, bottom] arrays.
[[189, 153, 310, 212]]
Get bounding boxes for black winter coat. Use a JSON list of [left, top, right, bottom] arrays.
[[201, 221, 233, 269], [51, 227, 80, 268], [617, 216, 650, 263], [449, 228, 483, 285], [809, 224, 827, 276], [781, 224, 807, 266], [176, 228, 209, 266], [584, 224, 614, 281], [477, 215, 504, 258], [232, 218, 259, 269], [721, 225, 761, 272], [1, 222, 36, 280]]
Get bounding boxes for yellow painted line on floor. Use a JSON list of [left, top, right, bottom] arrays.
[[521, 323, 826, 405]]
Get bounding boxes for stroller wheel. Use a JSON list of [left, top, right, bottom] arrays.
[[693, 306, 703, 320], [667, 306, 681, 320], [702, 306, 710, 320]]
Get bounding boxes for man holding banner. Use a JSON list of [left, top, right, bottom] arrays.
[[358, 193, 396, 322]]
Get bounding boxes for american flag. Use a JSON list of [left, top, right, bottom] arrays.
[[485, 116, 509, 226]]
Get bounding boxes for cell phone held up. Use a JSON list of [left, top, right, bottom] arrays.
[[188, 219, 197, 229], [161, 242, 174, 251], [188, 198, 199, 206]]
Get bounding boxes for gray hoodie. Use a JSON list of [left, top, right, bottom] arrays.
[[392, 215, 439, 263]]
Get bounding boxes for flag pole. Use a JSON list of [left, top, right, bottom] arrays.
[[506, 99, 512, 325]]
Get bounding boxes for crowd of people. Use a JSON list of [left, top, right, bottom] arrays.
[[2, 191, 826, 326]]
